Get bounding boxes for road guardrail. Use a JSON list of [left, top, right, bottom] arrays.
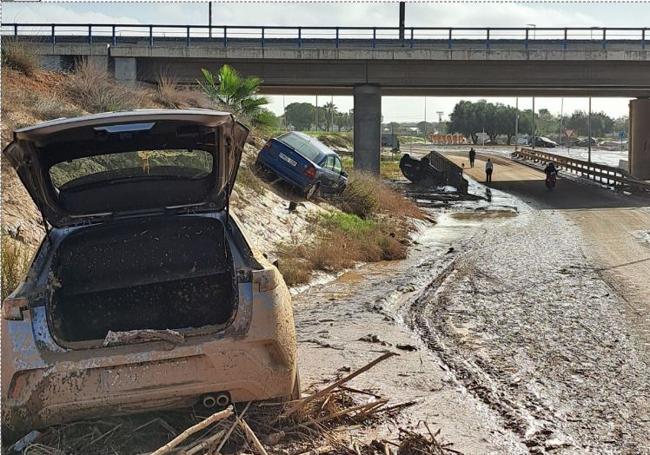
[[512, 147, 650, 194], [2, 23, 647, 50]]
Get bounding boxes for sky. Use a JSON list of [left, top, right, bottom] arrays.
[[3, 1, 647, 122]]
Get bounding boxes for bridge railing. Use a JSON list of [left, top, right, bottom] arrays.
[[512, 147, 650, 194], [2, 23, 647, 50]]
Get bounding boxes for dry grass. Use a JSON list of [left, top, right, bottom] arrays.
[[339, 171, 424, 220], [1, 235, 32, 300], [1, 39, 38, 76], [235, 164, 266, 196], [277, 212, 407, 286], [61, 59, 147, 113]]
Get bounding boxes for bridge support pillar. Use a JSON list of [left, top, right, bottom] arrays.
[[353, 84, 381, 174], [629, 98, 650, 180], [40, 55, 62, 71], [114, 57, 137, 84]]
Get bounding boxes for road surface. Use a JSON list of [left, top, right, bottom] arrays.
[[445, 150, 650, 361]]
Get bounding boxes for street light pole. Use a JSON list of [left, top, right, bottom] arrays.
[[587, 96, 591, 163], [515, 97, 519, 149], [532, 96, 536, 150], [208, 2, 212, 38], [559, 97, 564, 147]]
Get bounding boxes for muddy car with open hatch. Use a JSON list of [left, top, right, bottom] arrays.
[[1, 110, 299, 444]]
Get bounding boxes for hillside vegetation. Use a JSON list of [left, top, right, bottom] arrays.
[[1, 50, 422, 296]]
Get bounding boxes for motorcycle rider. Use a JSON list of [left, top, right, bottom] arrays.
[[544, 161, 558, 177]]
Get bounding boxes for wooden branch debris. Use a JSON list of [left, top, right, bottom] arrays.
[[284, 352, 397, 418], [150, 406, 233, 455], [239, 418, 269, 455]]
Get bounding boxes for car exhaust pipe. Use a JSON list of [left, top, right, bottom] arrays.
[[202, 395, 217, 409], [215, 393, 230, 407]]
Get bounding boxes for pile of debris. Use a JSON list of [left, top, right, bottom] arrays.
[[14, 353, 460, 455]]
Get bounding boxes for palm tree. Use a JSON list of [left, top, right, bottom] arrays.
[[323, 101, 338, 132], [199, 65, 271, 125]]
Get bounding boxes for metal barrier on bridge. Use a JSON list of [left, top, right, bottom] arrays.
[[512, 148, 650, 194], [2, 23, 648, 50]]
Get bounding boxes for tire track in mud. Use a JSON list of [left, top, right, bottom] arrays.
[[403, 212, 650, 455], [404, 258, 570, 454]]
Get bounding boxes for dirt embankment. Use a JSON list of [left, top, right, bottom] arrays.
[[0, 68, 327, 257]]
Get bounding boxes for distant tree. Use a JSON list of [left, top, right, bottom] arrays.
[[284, 102, 315, 130], [323, 102, 338, 132], [613, 116, 628, 137], [416, 121, 434, 136]]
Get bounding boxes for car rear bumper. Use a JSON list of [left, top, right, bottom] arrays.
[[1, 283, 296, 443], [258, 152, 310, 190]]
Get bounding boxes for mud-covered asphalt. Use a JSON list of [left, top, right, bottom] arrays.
[[294, 152, 650, 454]]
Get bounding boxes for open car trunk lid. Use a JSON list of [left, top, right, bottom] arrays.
[[2, 110, 249, 227]]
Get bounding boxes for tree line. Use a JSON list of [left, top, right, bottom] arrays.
[[283, 102, 354, 131], [448, 100, 627, 145]]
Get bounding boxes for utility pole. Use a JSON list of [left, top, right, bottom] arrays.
[[315, 95, 319, 131], [424, 96, 427, 142], [532, 96, 536, 150], [587, 96, 591, 163], [208, 2, 212, 38], [559, 97, 564, 147], [515, 97, 519, 149], [330, 95, 334, 132], [283, 95, 286, 130], [399, 2, 406, 43]]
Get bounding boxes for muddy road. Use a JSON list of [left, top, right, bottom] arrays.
[[294, 153, 650, 454]]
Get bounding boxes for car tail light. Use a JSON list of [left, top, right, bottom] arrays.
[[252, 268, 280, 293], [2, 297, 28, 320], [304, 165, 316, 180]]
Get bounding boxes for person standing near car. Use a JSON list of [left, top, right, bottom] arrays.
[[469, 148, 476, 168], [485, 158, 494, 183]]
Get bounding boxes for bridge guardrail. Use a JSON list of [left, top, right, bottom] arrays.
[[512, 147, 650, 194], [2, 23, 647, 50]]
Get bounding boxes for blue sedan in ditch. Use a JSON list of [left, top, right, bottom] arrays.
[[256, 132, 348, 199]]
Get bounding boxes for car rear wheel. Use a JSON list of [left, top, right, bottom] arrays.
[[304, 183, 320, 200]]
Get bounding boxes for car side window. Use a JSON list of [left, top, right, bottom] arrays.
[[324, 156, 335, 170], [333, 157, 342, 174]]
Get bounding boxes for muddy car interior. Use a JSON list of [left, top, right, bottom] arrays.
[[49, 215, 237, 345]]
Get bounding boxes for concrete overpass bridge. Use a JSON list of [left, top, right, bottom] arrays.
[[4, 23, 650, 178]]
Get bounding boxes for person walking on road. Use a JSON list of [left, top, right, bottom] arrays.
[[485, 158, 494, 183], [469, 148, 476, 168]]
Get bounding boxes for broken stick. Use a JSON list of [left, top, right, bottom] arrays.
[[151, 406, 233, 455], [239, 419, 269, 455], [284, 352, 397, 417]]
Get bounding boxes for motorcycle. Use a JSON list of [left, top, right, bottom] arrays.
[[545, 171, 557, 190]]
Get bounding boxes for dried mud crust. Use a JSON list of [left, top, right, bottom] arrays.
[[407, 209, 650, 454]]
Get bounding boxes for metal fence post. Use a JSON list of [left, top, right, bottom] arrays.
[[336, 27, 339, 48], [486, 28, 490, 49], [298, 27, 302, 48], [602, 28, 607, 50], [448, 28, 452, 49], [149, 25, 153, 47], [51, 24, 56, 44], [186, 26, 190, 47], [88, 25, 92, 44], [525, 28, 529, 50], [112, 25, 116, 46], [261, 27, 265, 48], [224, 26, 228, 47], [14, 24, 18, 37], [410, 27, 414, 48], [372, 27, 376, 48], [563, 28, 568, 50], [642, 28, 646, 50]]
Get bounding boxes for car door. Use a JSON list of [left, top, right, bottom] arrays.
[[331, 156, 345, 190], [319, 156, 338, 192]]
